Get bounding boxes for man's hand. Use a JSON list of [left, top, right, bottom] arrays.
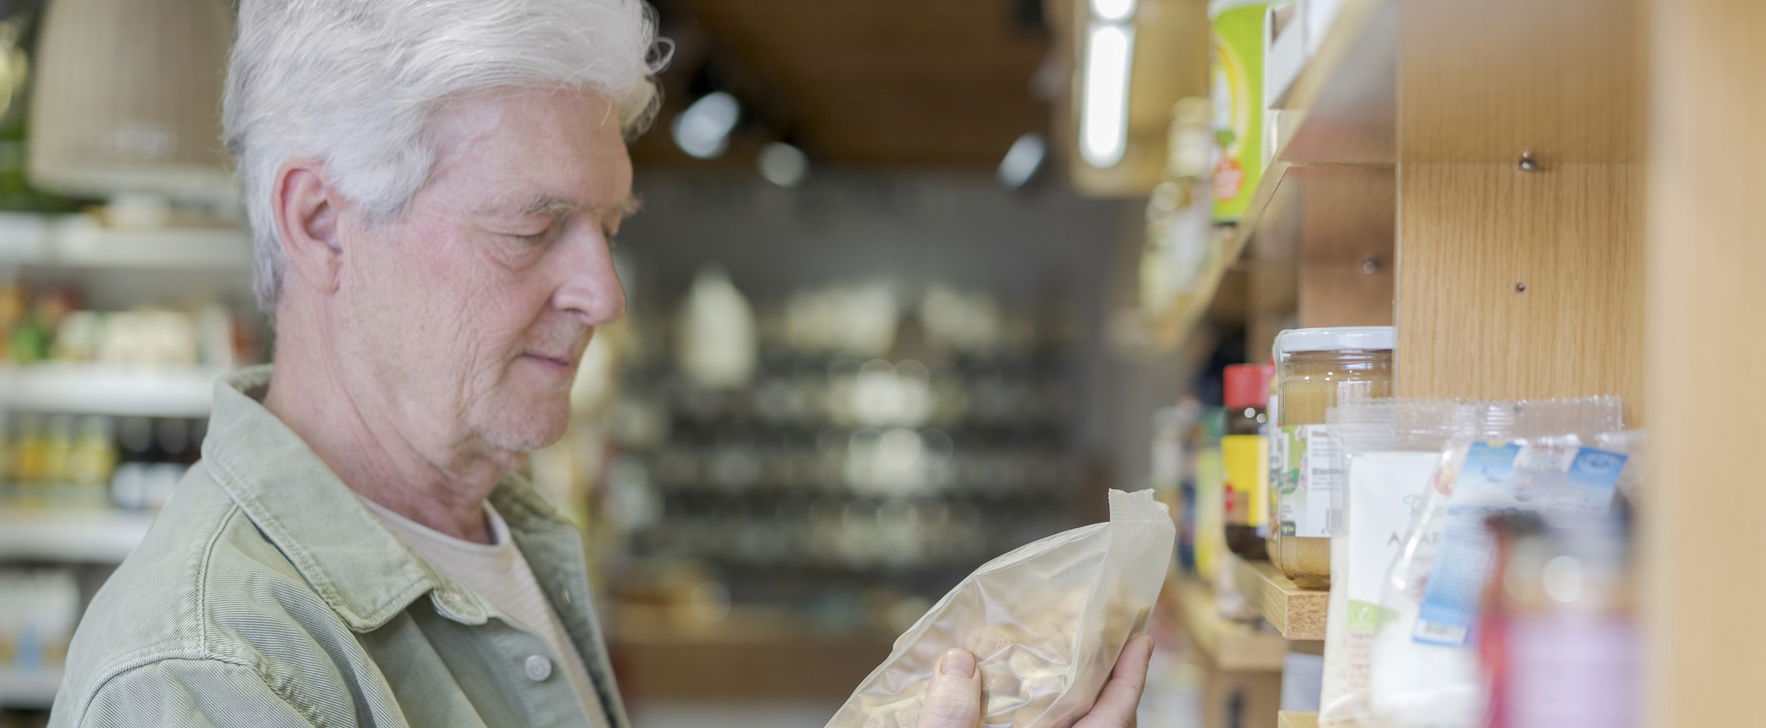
[[914, 635, 1156, 728]]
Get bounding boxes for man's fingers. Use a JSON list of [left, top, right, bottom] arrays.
[[1074, 634, 1155, 728], [916, 649, 982, 728]]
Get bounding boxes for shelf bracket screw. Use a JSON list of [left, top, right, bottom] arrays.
[[1514, 282, 1528, 293], [1361, 256, 1381, 274], [1517, 150, 1540, 172]]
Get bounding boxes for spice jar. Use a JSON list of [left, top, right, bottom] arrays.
[[1273, 327, 1394, 588]]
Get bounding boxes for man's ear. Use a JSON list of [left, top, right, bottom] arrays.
[[271, 159, 345, 294]]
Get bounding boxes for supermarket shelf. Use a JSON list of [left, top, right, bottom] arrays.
[[1166, 574, 1288, 672], [0, 213, 250, 270], [1278, 0, 1397, 164], [1154, 0, 1398, 344], [0, 667, 61, 709], [0, 364, 221, 417], [1229, 554, 1327, 641], [0, 508, 154, 563], [1278, 711, 1320, 728]]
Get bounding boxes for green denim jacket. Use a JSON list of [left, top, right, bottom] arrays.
[[47, 367, 630, 728]]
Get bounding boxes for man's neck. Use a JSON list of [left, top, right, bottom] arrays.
[[261, 300, 504, 544]]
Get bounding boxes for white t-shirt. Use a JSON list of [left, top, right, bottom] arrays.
[[363, 497, 607, 728]]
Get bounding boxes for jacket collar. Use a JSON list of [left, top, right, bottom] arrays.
[[201, 365, 572, 632]]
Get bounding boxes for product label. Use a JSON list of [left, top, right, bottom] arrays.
[[1345, 451, 1440, 632], [1222, 434, 1268, 527], [1278, 425, 1339, 538]]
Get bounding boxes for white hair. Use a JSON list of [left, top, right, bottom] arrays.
[[223, 0, 668, 308]]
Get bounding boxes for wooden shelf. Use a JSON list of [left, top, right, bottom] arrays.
[[1278, 711, 1320, 728], [1153, 0, 1399, 347], [1229, 553, 1328, 641], [1165, 574, 1289, 673]]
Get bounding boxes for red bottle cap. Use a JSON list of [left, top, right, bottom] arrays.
[[1223, 363, 1270, 409]]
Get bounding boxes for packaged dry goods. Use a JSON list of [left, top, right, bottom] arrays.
[[1364, 398, 1633, 728], [1317, 399, 1592, 727], [1272, 326, 1394, 588], [827, 490, 1175, 728]]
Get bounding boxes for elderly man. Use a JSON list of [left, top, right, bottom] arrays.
[[48, 1, 1151, 726]]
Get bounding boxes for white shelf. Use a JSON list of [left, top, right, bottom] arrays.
[[0, 212, 249, 270], [0, 364, 220, 417], [0, 508, 154, 563], [0, 667, 61, 708]]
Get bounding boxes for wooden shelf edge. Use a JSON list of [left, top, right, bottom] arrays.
[[1165, 572, 1289, 673], [1228, 552, 1328, 641], [1278, 711, 1320, 728]]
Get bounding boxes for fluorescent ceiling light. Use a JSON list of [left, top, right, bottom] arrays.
[[1090, 0, 1137, 22], [671, 91, 740, 159], [997, 132, 1047, 188], [758, 142, 809, 187], [1080, 22, 1134, 169]]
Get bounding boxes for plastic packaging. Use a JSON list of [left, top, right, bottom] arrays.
[[828, 490, 1176, 728], [1364, 398, 1630, 728], [1318, 399, 1559, 727], [1273, 326, 1394, 589]]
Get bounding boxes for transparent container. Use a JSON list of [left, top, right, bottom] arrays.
[[1273, 327, 1394, 589]]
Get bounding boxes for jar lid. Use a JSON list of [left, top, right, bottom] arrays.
[[1272, 326, 1395, 360], [1223, 363, 1272, 409]]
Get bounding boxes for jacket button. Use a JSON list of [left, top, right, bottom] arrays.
[[524, 654, 553, 682]]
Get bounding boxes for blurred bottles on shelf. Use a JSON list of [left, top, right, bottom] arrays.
[[601, 276, 1088, 634], [0, 412, 197, 511]]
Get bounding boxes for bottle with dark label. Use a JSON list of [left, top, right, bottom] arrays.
[[1222, 363, 1271, 558]]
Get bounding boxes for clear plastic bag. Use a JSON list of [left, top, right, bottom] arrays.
[[1363, 398, 1631, 728], [827, 490, 1176, 728]]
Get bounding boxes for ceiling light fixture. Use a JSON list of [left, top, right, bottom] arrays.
[[1090, 0, 1138, 23], [1080, 22, 1134, 168]]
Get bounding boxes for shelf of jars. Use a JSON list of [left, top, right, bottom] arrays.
[[1144, 0, 1396, 348]]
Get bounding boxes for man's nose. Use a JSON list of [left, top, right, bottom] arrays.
[[552, 229, 626, 325]]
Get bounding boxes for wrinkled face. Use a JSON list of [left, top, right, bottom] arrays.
[[333, 88, 631, 461]]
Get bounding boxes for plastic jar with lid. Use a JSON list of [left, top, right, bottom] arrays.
[[1273, 326, 1394, 589]]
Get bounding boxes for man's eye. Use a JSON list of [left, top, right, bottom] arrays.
[[507, 220, 560, 244]]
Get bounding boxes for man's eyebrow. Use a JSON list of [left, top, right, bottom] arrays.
[[504, 194, 642, 218], [613, 195, 643, 218]]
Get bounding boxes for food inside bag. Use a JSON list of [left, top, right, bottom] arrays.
[[827, 489, 1175, 728]]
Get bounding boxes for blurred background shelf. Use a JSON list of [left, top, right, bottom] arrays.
[[0, 364, 220, 417], [0, 668, 61, 709], [1228, 554, 1327, 641], [1165, 573, 1288, 672], [0, 508, 152, 563], [0, 214, 249, 271]]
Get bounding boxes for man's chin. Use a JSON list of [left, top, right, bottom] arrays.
[[478, 399, 571, 453]]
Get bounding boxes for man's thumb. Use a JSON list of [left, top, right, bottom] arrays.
[[917, 649, 981, 728]]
